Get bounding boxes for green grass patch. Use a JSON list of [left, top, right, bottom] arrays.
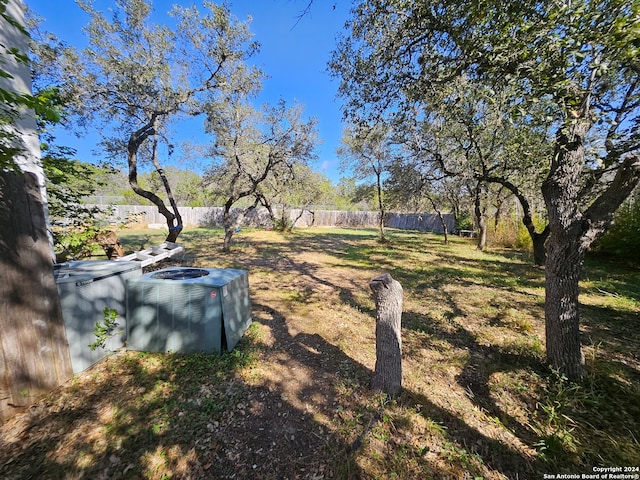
[[1, 227, 637, 480]]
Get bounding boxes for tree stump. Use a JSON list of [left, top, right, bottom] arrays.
[[95, 230, 126, 259], [370, 273, 403, 397]]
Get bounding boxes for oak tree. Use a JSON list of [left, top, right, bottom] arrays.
[[0, 0, 73, 419], [40, 0, 259, 242], [331, 0, 640, 380], [205, 93, 318, 251], [338, 123, 394, 242], [395, 79, 551, 262]]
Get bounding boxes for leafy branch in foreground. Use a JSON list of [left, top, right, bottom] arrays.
[[89, 307, 122, 352]]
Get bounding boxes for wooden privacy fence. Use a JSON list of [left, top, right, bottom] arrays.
[[96, 205, 457, 234]]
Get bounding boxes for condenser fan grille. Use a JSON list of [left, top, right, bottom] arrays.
[[150, 268, 209, 280]]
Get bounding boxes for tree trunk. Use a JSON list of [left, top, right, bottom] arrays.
[[541, 120, 591, 381], [222, 200, 236, 252], [157, 168, 183, 242], [291, 207, 311, 230], [542, 114, 640, 381], [165, 225, 181, 243], [127, 123, 183, 243], [375, 171, 387, 243], [222, 196, 260, 252], [523, 207, 549, 266], [532, 229, 549, 267], [274, 203, 291, 232], [263, 200, 277, 228], [0, 171, 73, 420], [426, 192, 448, 244], [482, 175, 549, 265], [0, 3, 73, 419], [493, 189, 505, 233], [451, 201, 460, 232], [474, 183, 487, 250], [370, 273, 403, 398], [438, 210, 449, 245], [150, 140, 183, 243], [223, 229, 233, 252], [544, 234, 585, 380]]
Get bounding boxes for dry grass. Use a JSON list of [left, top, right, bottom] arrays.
[[1, 226, 638, 479]]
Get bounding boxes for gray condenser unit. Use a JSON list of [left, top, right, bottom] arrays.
[[126, 267, 252, 354], [54, 260, 142, 374]]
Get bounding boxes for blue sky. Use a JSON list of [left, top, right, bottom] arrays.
[[26, 0, 351, 183]]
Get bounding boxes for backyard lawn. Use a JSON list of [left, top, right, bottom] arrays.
[[1, 227, 638, 479]]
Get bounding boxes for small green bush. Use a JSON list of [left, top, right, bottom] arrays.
[[89, 308, 122, 351], [488, 216, 546, 251], [593, 191, 640, 265]]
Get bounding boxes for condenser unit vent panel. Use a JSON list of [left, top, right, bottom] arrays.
[[150, 268, 209, 280], [54, 260, 142, 373], [126, 268, 251, 354]]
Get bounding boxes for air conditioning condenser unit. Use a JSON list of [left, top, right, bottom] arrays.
[[54, 260, 142, 373], [126, 267, 251, 354]]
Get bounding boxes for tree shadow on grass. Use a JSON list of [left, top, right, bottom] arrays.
[[580, 302, 640, 360], [402, 306, 548, 464], [253, 229, 625, 475], [397, 251, 546, 296], [225, 229, 638, 472], [253, 302, 542, 479], [401, 293, 640, 473], [339, 264, 549, 476], [0, 338, 359, 479], [250, 233, 548, 475]]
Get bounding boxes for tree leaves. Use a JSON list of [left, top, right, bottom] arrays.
[[333, 0, 639, 129]]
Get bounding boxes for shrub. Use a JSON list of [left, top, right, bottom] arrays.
[[488, 216, 545, 251], [593, 189, 640, 265]]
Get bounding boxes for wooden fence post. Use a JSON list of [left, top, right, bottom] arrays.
[[370, 273, 403, 397]]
